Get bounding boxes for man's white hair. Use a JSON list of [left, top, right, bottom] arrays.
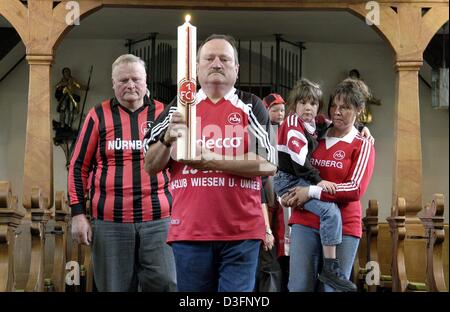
[[112, 54, 146, 79]]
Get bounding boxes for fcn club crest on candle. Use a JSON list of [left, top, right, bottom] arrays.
[[178, 78, 196, 106]]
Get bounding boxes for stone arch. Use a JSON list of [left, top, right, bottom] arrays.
[[48, 1, 401, 59], [347, 3, 399, 53], [0, 0, 28, 46], [349, 3, 449, 59], [420, 7, 449, 51], [51, 2, 104, 52]]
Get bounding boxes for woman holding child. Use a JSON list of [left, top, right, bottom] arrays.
[[276, 78, 375, 292]]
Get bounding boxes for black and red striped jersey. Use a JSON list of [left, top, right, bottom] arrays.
[[143, 88, 277, 243], [68, 96, 172, 223]]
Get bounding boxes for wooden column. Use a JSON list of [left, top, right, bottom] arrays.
[[22, 55, 54, 210], [349, 3, 448, 221], [391, 4, 448, 220], [4, 0, 102, 210], [393, 59, 423, 219]]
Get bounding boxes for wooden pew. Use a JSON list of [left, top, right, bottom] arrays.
[[387, 197, 408, 291], [24, 187, 51, 292], [50, 191, 70, 292], [359, 200, 380, 292], [81, 198, 93, 292], [375, 222, 448, 292], [0, 181, 26, 291], [354, 200, 392, 292], [420, 194, 447, 292], [364, 200, 393, 291], [68, 236, 93, 292], [81, 244, 93, 292], [364, 200, 379, 267], [67, 196, 93, 292], [352, 220, 366, 291], [387, 197, 427, 292]]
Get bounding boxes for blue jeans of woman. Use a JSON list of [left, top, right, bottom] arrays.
[[273, 171, 342, 245], [288, 224, 359, 292]]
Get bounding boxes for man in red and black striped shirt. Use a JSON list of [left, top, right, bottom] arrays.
[[68, 54, 176, 291]]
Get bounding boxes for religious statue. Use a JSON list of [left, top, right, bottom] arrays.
[[54, 67, 88, 129], [53, 66, 92, 169]]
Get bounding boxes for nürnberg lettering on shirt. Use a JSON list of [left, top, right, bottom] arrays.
[[107, 139, 143, 151], [310, 157, 343, 169]]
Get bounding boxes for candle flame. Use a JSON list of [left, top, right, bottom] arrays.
[[185, 15, 191, 23]]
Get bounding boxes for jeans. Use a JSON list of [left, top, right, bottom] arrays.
[[288, 224, 359, 292], [91, 218, 177, 292], [171, 240, 260, 292], [273, 171, 342, 245]]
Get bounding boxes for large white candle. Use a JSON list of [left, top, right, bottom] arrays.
[[177, 15, 197, 160]]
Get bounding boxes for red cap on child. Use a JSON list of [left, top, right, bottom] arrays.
[[262, 93, 286, 109]]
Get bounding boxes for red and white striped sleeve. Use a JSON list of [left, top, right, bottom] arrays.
[[320, 138, 375, 203], [277, 114, 309, 166], [67, 108, 100, 216]]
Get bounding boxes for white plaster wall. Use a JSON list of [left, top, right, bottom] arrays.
[[0, 51, 28, 198], [303, 42, 397, 221]]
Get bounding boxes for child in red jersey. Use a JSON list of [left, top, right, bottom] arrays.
[[274, 78, 357, 292]]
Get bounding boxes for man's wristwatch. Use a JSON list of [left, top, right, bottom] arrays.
[[265, 227, 273, 235], [159, 134, 172, 148]]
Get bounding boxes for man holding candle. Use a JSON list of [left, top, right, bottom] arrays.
[[143, 34, 277, 292]]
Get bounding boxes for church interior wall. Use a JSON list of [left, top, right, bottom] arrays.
[[0, 37, 448, 223]]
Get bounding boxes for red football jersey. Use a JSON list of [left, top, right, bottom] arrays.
[[289, 127, 375, 238], [145, 88, 276, 243], [277, 113, 322, 184]]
